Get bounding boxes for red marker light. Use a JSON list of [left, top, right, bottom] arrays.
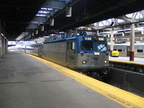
[[94, 37, 98, 40], [106, 52, 109, 55], [80, 51, 84, 56]]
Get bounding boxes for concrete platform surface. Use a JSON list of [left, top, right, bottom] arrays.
[[0, 51, 124, 108]]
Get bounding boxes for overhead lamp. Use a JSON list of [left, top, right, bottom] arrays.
[[32, 33, 34, 36], [50, 18, 54, 26], [36, 30, 38, 34], [36, 14, 47, 17], [41, 26, 44, 31], [66, 7, 72, 17], [41, 7, 53, 11], [38, 10, 49, 14]]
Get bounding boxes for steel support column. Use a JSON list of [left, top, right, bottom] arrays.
[[110, 28, 114, 56], [129, 24, 135, 61]]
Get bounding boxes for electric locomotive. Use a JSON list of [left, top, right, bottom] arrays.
[[41, 35, 109, 79]]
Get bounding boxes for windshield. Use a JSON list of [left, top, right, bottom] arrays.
[[97, 42, 107, 51], [81, 41, 107, 52], [81, 41, 93, 51]]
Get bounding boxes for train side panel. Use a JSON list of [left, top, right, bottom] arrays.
[[114, 45, 128, 57], [135, 45, 144, 58], [113, 43, 144, 58], [26, 36, 109, 72], [42, 42, 67, 66]]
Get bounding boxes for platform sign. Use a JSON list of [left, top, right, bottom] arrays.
[[84, 37, 92, 41], [98, 38, 104, 41]]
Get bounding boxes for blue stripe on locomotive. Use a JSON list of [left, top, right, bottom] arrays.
[[43, 35, 108, 54]]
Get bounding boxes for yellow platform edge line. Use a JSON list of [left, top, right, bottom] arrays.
[[27, 54, 144, 108], [109, 59, 144, 66]]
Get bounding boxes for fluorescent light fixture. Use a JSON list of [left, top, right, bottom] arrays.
[[36, 30, 38, 34], [36, 14, 47, 17], [38, 10, 49, 14], [41, 7, 53, 11], [66, 7, 72, 17], [41, 26, 44, 31], [50, 18, 54, 26], [32, 33, 34, 36], [30, 21, 39, 24]]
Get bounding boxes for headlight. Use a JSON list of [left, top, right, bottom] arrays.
[[104, 60, 107, 63], [82, 60, 87, 64], [94, 52, 100, 56]]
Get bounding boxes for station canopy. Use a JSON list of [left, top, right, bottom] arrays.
[[77, 10, 144, 35], [16, 2, 144, 41]]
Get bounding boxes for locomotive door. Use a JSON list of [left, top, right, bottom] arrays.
[[66, 41, 76, 67]]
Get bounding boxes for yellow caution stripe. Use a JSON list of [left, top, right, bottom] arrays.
[[27, 54, 144, 108], [109, 60, 144, 66]]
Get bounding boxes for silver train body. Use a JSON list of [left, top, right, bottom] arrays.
[[21, 36, 109, 79], [111, 41, 144, 58]]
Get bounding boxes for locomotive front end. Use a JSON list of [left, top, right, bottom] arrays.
[[76, 36, 109, 70], [75, 36, 109, 80]]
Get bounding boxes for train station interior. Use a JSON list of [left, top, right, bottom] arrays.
[[0, 0, 144, 108]]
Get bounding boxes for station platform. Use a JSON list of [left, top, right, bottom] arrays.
[[109, 56, 144, 65], [0, 51, 144, 108]]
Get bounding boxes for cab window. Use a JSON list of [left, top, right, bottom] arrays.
[[81, 41, 93, 51], [97, 42, 107, 51]]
